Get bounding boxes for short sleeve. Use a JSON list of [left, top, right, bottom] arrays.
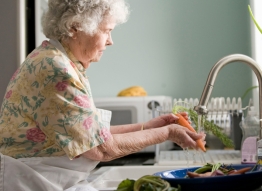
[[36, 56, 112, 159], [0, 41, 112, 159]]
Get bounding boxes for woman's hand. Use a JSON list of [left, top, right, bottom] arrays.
[[143, 112, 190, 130], [83, 121, 206, 162], [167, 124, 206, 150]]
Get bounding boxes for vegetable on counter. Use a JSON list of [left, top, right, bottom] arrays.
[[175, 113, 206, 152], [115, 175, 181, 191], [186, 163, 252, 178]]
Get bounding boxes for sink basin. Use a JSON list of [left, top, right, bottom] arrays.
[[88, 165, 189, 190], [88, 150, 242, 190]]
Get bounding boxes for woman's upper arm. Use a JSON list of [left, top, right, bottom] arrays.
[[32, 54, 110, 159]]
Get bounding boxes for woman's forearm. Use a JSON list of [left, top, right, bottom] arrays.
[[82, 123, 204, 162], [110, 123, 145, 134], [82, 126, 169, 161]]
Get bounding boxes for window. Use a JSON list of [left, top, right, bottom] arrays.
[[250, 0, 262, 110]]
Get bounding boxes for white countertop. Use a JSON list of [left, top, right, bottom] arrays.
[[88, 165, 194, 190], [88, 150, 244, 190]]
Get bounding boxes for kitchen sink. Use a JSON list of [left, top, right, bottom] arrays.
[[88, 165, 189, 190]]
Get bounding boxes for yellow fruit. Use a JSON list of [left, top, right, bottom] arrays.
[[117, 86, 147, 97]]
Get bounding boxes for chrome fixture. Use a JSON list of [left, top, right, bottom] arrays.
[[194, 54, 262, 160]]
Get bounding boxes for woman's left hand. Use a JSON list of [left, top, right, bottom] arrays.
[[143, 112, 190, 130]]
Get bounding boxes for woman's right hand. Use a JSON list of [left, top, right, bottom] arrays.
[[143, 112, 190, 130], [167, 124, 206, 150]]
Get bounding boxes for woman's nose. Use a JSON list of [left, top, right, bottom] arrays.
[[106, 34, 113, 46]]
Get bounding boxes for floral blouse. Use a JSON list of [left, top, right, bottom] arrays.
[[0, 40, 111, 160]]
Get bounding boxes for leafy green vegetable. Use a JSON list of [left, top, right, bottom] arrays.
[[173, 104, 234, 148], [193, 164, 213, 174], [211, 163, 222, 172], [241, 85, 258, 100], [116, 179, 135, 191], [115, 175, 181, 191], [248, 5, 262, 34], [192, 163, 235, 176]]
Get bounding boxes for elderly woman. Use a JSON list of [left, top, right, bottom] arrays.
[[0, 0, 205, 190]]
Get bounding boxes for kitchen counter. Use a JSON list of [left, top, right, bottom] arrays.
[[88, 165, 262, 191], [88, 165, 187, 190], [88, 149, 262, 190]]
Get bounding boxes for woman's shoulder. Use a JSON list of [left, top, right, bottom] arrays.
[[24, 40, 72, 70]]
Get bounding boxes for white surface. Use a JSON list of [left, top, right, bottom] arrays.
[[35, 0, 49, 47], [156, 150, 241, 166], [250, 0, 262, 112], [88, 166, 187, 191], [88, 150, 242, 190]]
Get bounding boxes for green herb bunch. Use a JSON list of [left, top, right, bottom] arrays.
[[115, 175, 181, 191], [173, 104, 234, 148], [192, 163, 234, 175]]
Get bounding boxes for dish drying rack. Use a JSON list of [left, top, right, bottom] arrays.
[[152, 97, 249, 166], [173, 97, 244, 129]]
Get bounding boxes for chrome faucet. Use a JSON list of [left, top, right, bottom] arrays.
[[193, 54, 262, 161]]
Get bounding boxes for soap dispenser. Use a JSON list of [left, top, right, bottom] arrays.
[[240, 106, 259, 143], [240, 106, 259, 164]]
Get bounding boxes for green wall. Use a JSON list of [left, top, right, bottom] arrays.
[[86, 0, 253, 107]]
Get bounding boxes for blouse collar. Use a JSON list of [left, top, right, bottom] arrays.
[[49, 39, 87, 77]]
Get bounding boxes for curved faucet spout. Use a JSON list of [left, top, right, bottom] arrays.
[[193, 54, 262, 139]]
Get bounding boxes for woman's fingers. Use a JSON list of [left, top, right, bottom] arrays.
[[176, 112, 191, 124], [165, 112, 191, 125], [169, 125, 206, 150], [200, 132, 206, 141], [186, 131, 206, 150], [160, 113, 179, 125]]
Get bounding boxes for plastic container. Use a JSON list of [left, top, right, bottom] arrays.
[[240, 106, 260, 147]]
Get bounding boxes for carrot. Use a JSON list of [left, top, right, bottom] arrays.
[[175, 113, 206, 152], [228, 167, 252, 175], [187, 171, 212, 178]]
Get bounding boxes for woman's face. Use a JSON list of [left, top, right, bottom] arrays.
[[67, 17, 116, 68]]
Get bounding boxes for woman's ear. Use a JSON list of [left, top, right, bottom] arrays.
[[70, 26, 78, 39]]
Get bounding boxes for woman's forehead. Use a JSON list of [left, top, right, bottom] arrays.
[[99, 16, 116, 28]]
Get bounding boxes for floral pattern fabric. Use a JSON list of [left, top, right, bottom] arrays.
[[0, 40, 111, 160]]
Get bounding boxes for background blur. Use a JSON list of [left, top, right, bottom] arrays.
[[87, 0, 252, 104], [1, 0, 261, 108]]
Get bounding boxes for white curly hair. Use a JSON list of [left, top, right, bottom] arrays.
[[42, 0, 130, 40]]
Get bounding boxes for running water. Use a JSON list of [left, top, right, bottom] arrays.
[[183, 147, 190, 170], [196, 114, 206, 164], [182, 114, 207, 167]]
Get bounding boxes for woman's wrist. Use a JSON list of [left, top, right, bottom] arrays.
[[166, 125, 173, 140]]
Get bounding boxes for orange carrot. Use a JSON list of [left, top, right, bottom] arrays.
[[176, 113, 206, 152], [228, 167, 252, 175]]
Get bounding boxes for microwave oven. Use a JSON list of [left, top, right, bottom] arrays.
[[93, 96, 174, 152]]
